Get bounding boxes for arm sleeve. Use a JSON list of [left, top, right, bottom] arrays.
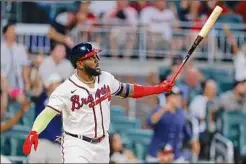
[[32, 107, 58, 134]]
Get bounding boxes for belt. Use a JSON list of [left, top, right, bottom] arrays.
[[65, 131, 105, 144]]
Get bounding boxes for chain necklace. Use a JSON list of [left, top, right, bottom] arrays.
[[76, 73, 95, 84]]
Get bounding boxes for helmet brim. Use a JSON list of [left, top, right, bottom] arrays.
[[79, 49, 102, 60]]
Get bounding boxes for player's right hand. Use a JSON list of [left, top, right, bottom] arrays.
[[22, 131, 39, 156], [159, 80, 175, 93]]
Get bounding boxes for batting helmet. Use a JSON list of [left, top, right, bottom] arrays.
[[70, 42, 102, 68]]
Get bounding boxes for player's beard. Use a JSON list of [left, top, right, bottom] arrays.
[[83, 64, 101, 76]]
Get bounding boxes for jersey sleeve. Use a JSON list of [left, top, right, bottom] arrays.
[[105, 72, 122, 96], [46, 85, 67, 114]]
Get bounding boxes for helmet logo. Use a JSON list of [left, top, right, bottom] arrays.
[[80, 46, 86, 50]]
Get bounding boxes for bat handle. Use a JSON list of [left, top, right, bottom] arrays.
[[170, 61, 185, 83]]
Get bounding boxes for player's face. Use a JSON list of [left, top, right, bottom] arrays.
[[82, 54, 101, 76]]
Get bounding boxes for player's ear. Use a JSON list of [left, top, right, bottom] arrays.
[[76, 60, 84, 69]]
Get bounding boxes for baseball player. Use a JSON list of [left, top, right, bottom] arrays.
[[22, 42, 175, 163]]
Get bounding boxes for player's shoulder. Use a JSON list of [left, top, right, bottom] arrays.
[[100, 71, 115, 78], [99, 71, 116, 83], [51, 76, 74, 95]]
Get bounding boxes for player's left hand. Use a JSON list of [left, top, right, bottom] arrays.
[[22, 131, 39, 156], [159, 80, 175, 93]]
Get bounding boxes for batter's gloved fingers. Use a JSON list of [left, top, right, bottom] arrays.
[[160, 80, 175, 93], [22, 131, 39, 156]]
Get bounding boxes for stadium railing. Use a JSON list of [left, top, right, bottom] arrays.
[[13, 21, 246, 62], [210, 133, 234, 163]]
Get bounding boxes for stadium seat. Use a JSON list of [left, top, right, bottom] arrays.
[[125, 129, 153, 143], [110, 105, 126, 117], [21, 104, 35, 127], [222, 111, 245, 148], [110, 116, 141, 135], [218, 80, 234, 93], [158, 66, 168, 77], [134, 141, 149, 160], [239, 124, 246, 155], [124, 129, 153, 160]]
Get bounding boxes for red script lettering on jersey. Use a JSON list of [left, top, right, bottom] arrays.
[[70, 85, 111, 111]]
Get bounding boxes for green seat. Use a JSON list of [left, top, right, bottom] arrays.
[[2, 127, 28, 156], [21, 104, 35, 127], [218, 80, 234, 93], [133, 141, 149, 160], [1, 134, 10, 155], [111, 116, 141, 135], [109, 124, 115, 133], [199, 68, 214, 79], [125, 129, 153, 143], [158, 67, 168, 77], [222, 111, 245, 148], [10, 136, 27, 156], [239, 124, 246, 155], [126, 129, 153, 160], [121, 135, 133, 150], [110, 105, 126, 116]]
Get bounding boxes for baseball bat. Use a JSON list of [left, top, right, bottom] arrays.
[[170, 6, 223, 83]]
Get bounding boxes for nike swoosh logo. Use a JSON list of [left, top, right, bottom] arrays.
[[71, 89, 77, 94]]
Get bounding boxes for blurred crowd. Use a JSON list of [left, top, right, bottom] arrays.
[[13, 0, 246, 58], [1, 0, 246, 163], [140, 57, 246, 163]]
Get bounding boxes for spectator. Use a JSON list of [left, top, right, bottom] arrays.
[[219, 79, 246, 111], [189, 79, 218, 133], [158, 56, 183, 106], [1, 76, 9, 118], [178, 67, 203, 109], [162, 55, 183, 82], [199, 0, 229, 18], [89, 1, 116, 18], [223, 24, 246, 81], [47, 9, 76, 57], [109, 132, 137, 163], [39, 42, 74, 84], [1, 91, 31, 133], [235, 1, 246, 23], [28, 73, 62, 163], [130, 0, 152, 16], [146, 86, 200, 163], [70, 1, 100, 45], [1, 23, 31, 104], [140, 0, 177, 58], [156, 144, 174, 163], [217, 2, 243, 24], [103, 0, 138, 58], [189, 79, 218, 159], [29, 53, 45, 97], [177, 0, 191, 22]]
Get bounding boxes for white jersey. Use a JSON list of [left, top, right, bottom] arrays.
[[46, 71, 121, 138]]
